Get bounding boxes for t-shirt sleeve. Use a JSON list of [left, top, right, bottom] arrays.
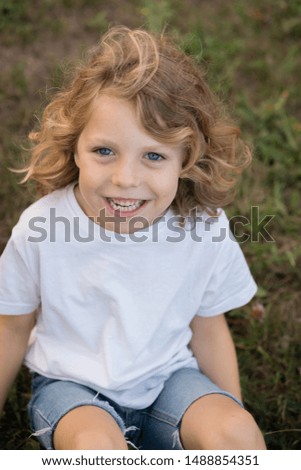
[[0, 227, 40, 315], [195, 215, 257, 317]]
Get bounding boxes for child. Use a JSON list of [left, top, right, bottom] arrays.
[[0, 26, 266, 450]]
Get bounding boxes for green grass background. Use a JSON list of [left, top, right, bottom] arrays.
[[0, 0, 300, 450]]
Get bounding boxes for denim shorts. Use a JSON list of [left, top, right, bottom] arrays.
[[28, 367, 243, 450]]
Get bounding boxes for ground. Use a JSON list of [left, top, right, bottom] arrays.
[[0, 0, 300, 450]]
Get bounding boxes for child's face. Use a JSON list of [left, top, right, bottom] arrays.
[[74, 94, 184, 233]]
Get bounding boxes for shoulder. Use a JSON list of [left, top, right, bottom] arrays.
[[16, 184, 73, 226], [161, 208, 240, 264], [11, 184, 73, 241], [20, 185, 71, 220], [181, 208, 234, 244]]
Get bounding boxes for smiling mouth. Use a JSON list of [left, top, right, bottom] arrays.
[[106, 198, 146, 212]]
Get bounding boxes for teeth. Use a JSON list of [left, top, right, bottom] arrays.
[[107, 198, 145, 212]]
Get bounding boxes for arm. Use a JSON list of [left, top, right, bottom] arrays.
[[0, 312, 36, 414], [189, 313, 242, 401]]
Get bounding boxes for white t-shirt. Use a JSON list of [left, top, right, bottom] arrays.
[[0, 183, 257, 408]]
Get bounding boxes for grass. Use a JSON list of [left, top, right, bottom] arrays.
[[0, 0, 300, 450]]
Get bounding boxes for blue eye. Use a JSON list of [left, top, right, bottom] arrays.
[[146, 152, 164, 161], [95, 147, 112, 156]]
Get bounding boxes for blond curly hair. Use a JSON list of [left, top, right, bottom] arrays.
[[22, 26, 251, 216]]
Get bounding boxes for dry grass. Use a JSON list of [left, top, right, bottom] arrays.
[[0, 0, 300, 450]]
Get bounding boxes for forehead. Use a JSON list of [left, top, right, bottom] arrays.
[[79, 94, 184, 151], [82, 94, 150, 139], [89, 93, 136, 118], [83, 94, 159, 135]]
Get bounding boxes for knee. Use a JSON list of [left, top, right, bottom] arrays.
[[70, 429, 128, 450], [53, 405, 128, 450], [181, 395, 266, 450], [215, 408, 266, 450]]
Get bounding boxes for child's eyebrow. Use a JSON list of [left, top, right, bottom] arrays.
[[87, 138, 118, 148], [142, 144, 170, 152]]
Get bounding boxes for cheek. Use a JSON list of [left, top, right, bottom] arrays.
[[158, 176, 180, 202], [78, 162, 100, 184], [74, 153, 80, 170], [168, 167, 182, 190]]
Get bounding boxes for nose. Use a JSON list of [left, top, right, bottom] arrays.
[[111, 158, 140, 188]]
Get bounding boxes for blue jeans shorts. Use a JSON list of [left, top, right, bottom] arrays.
[[28, 368, 243, 450]]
